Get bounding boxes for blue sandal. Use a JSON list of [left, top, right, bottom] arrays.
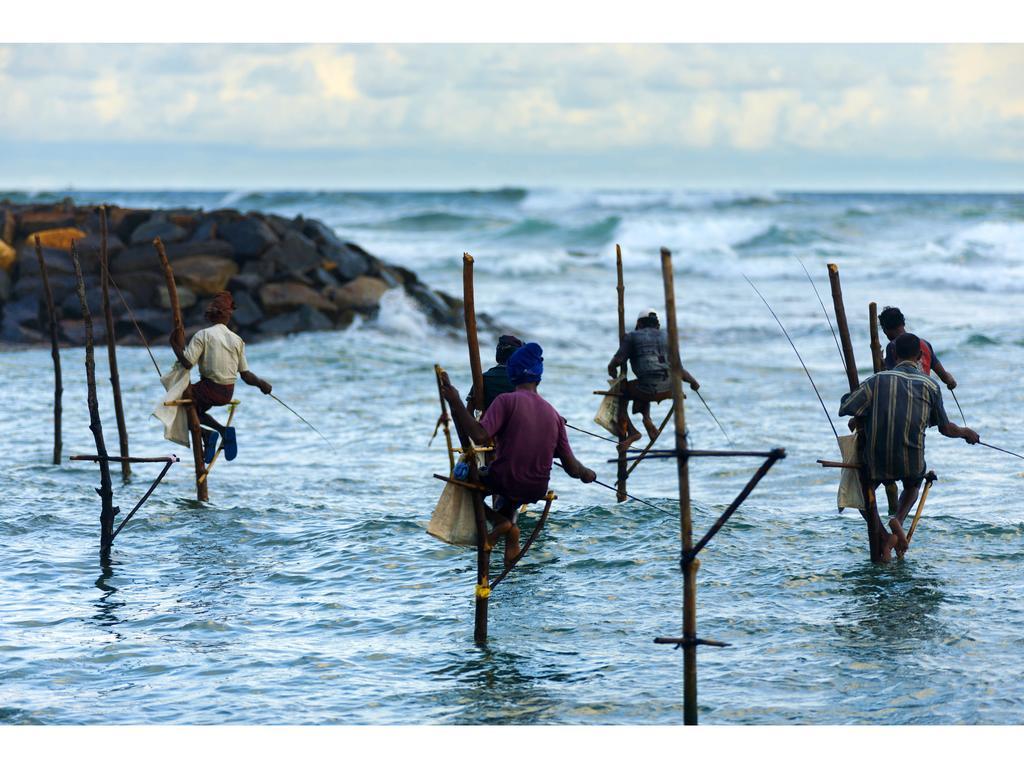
[[223, 427, 238, 462], [203, 430, 219, 464]]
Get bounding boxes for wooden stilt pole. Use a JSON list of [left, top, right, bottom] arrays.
[[34, 236, 62, 465], [661, 247, 698, 725], [463, 252, 489, 643], [99, 207, 131, 482], [71, 241, 117, 560], [828, 265, 884, 562], [869, 301, 898, 515], [155, 237, 208, 502], [615, 244, 628, 502], [434, 365, 456, 474]]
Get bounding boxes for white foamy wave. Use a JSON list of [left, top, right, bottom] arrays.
[[365, 288, 437, 339], [616, 215, 773, 254], [906, 260, 1024, 293], [217, 189, 255, 208], [946, 221, 1024, 262]]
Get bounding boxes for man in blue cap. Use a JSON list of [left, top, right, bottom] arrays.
[[441, 342, 597, 568]]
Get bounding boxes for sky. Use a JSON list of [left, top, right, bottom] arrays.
[[1, 43, 1023, 191]]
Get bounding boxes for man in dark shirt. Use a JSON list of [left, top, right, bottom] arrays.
[[607, 309, 700, 444], [879, 306, 957, 389], [442, 342, 596, 568], [840, 333, 978, 558], [466, 334, 522, 412]]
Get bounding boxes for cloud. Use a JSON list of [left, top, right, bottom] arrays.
[[0, 43, 1021, 166]]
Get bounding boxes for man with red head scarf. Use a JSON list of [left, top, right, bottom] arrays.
[[171, 291, 272, 462]]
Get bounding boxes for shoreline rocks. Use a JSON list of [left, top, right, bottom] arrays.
[[0, 199, 470, 347]]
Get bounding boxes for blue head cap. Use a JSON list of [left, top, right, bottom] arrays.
[[507, 342, 544, 386]]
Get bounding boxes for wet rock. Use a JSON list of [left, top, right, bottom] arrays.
[[112, 239, 234, 274], [227, 272, 263, 294], [115, 307, 171, 339], [61, 286, 107, 320], [189, 215, 218, 242], [240, 258, 274, 280], [13, 274, 79, 306], [0, 269, 11, 303], [258, 305, 332, 335], [32, 227, 88, 251], [300, 218, 344, 248], [322, 242, 369, 281], [325, 276, 391, 313], [3, 294, 41, 326], [406, 282, 460, 326], [156, 284, 197, 310], [263, 230, 321, 273], [16, 209, 76, 235], [231, 290, 264, 328], [218, 217, 278, 259], [172, 255, 238, 296], [61, 318, 107, 346], [111, 270, 165, 307], [75, 231, 126, 260], [312, 267, 340, 288], [259, 281, 334, 315], [130, 214, 188, 246], [1, 313, 44, 343], [112, 209, 152, 243], [18, 245, 75, 277], [263, 213, 292, 239]]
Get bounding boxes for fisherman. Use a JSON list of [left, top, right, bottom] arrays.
[[466, 334, 523, 412], [607, 308, 700, 444], [839, 333, 979, 560], [440, 342, 597, 568], [170, 291, 273, 463], [879, 306, 957, 390]]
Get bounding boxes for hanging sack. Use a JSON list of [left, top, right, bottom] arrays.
[[594, 374, 625, 436], [836, 433, 865, 511]]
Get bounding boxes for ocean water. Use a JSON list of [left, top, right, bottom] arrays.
[[2, 187, 1024, 725]]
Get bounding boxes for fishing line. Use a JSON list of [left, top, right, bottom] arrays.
[[692, 389, 732, 445], [950, 389, 968, 427], [554, 461, 675, 515], [269, 393, 336, 449], [745, 274, 840, 442], [564, 421, 621, 445], [978, 441, 1024, 461], [795, 256, 847, 375], [109, 274, 163, 377]]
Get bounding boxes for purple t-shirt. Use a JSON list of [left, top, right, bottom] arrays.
[[479, 389, 575, 502]]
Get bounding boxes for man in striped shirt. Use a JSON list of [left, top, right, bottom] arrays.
[[839, 333, 979, 558]]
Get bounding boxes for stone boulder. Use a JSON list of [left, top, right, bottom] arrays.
[[0, 239, 15, 272], [111, 239, 234, 274], [2, 208, 15, 244], [0, 269, 11, 304], [1, 313, 44, 343], [16, 209, 76, 235], [325, 276, 391, 313], [32, 227, 88, 251], [13, 274, 79, 306], [130, 214, 188, 246], [111, 270, 165, 307], [115, 308, 171, 339], [218, 217, 278, 259], [258, 305, 333, 335], [61, 286, 109, 320], [18, 245, 75, 277], [231, 290, 264, 328], [261, 230, 321, 273], [322, 242, 370, 281], [259, 281, 334, 315], [172, 256, 238, 296], [156, 284, 198, 310], [111, 209, 152, 243], [61, 318, 107, 346]]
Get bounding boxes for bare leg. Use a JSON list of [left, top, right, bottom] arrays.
[[200, 413, 225, 434], [893, 480, 922, 556], [618, 401, 642, 448], [638, 400, 659, 441]]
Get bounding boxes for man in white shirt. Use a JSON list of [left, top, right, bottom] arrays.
[[171, 291, 272, 461]]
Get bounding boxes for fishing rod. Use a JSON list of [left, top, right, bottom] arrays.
[[109, 274, 163, 377], [554, 461, 674, 515], [951, 389, 968, 427], [795, 256, 847, 375], [692, 388, 732, 445], [269, 393, 336, 449], [745, 274, 840, 442], [978, 441, 1024, 461]]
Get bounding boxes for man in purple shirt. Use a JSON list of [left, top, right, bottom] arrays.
[[441, 342, 596, 567]]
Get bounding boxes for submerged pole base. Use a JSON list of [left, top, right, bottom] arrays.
[[654, 636, 730, 649]]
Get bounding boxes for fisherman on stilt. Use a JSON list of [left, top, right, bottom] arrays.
[[466, 334, 523, 412], [440, 342, 597, 568], [839, 333, 978, 561], [171, 291, 273, 463], [607, 309, 700, 446], [879, 306, 958, 390]]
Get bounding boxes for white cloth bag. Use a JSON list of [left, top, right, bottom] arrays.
[[837, 433, 865, 511], [593, 375, 625, 436], [152, 363, 191, 448], [427, 480, 480, 547]]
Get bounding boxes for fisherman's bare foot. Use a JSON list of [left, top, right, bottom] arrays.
[[877, 530, 895, 563], [620, 430, 642, 450], [890, 518, 909, 557], [643, 417, 658, 441], [504, 526, 521, 570], [487, 520, 512, 551]]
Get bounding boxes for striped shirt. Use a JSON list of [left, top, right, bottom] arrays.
[[839, 361, 949, 482]]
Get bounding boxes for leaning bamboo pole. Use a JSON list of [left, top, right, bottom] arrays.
[[155, 237, 208, 502], [99, 207, 131, 482], [615, 244, 628, 502], [661, 247, 698, 725], [71, 241, 117, 559], [34, 235, 62, 465], [828, 265, 884, 562], [463, 252, 489, 643]]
